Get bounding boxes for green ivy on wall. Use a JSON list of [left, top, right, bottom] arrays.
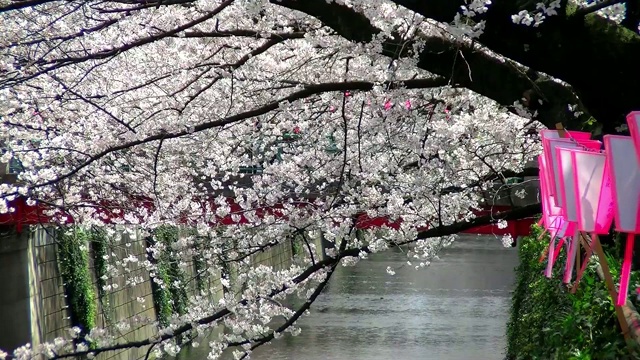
[[90, 227, 114, 327], [147, 226, 188, 327], [57, 227, 97, 337], [506, 225, 633, 360], [191, 233, 208, 295], [291, 233, 303, 257], [146, 233, 172, 327], [192, 252, 207, 295]]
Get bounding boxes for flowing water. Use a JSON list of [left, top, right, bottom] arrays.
[[177, 235, 519, 360]]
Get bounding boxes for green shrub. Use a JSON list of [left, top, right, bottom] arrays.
[[506, 225, 632, 359]]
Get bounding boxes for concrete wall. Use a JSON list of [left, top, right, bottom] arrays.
[[251, 239, 294, 272], [0, 226, 33, 353]]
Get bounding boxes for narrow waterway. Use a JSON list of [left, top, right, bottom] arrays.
[[180, 235, 518, 360]]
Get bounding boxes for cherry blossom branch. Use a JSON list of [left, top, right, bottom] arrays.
[[94, 0, 198, 13], [174, 32, 306, 113], [439, 166, 538, 195], [333, 59, 351, 206], [180, 29, 306, 39], [40, 247, 336, 359], [48, 1, 233, 65], [0, 0, 62, 13], [233, 227, 352, 358], [49, 75, 138, 134], [272, 0, 606, 131], [2, 18, 119, 48], [0, 0, 235, 89], [151, 137, 164, 202], [2, 77, 447, 199], [236, 250, 339, 359]]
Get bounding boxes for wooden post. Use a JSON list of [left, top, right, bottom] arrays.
[[555, 122, 566, 138], [539, 242, 551, 263], [537, 229, 551, 263], [576, 235, 581, 280], [571, 235, 593, 293], [590, 233, 631, 341], [537, 228, 548, 240]]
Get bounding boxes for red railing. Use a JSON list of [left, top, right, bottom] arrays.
[[0, 197, 534, 239]]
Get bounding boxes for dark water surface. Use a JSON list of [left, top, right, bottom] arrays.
[[179, 235, 518, 360]]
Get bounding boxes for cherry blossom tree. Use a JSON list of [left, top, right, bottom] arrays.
[[0, 0, 636, 359]]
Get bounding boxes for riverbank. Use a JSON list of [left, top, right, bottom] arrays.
[[506, 226, 637, 359]]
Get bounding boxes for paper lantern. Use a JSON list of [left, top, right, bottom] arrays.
[[539, 129, 592, 141], [603, 134, 640, 306], [539, 130, 590, 200], [570, 150, 614, 234], [557, 147, 580, 221], [539, 155, 573, 279], [627, 111, 640, 161], [545, 222, 569, 278], [544, 139, 601, 207], [604, 135, 640, 233], [557, 147, 586, 283], [538, 156, 571, 234]]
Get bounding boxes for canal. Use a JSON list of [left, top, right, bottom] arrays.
[[177, 235, 518, 360]]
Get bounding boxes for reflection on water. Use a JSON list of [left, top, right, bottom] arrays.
[[177, 235, 518, 360]]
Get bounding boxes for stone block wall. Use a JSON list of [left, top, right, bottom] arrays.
[[31, 228, 71, 342], [0, 225, 295, 360]]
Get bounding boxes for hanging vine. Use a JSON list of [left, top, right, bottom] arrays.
[[190, 231, 208, 295], [147, 226, 188, 327], [145, 234, 172, 327], [57, 227, 97, 338], [90, 227, 115, 329]]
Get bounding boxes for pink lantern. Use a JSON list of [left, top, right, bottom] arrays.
[[557, 147, 585, 283], [539, 156, 571, 233], [540, 129, 591, 199], [557, 147, 581, 221], [603, 134, 640, 306], [539, 155, 572, 278], [544, 138, 601, 207], [570, 150, 614, 234], [604, 135, 640, 233], [539, 129, 592, 141], [627, 111, 640, 161]]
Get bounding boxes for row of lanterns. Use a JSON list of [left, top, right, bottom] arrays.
[[539, 111, 640, 306]]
